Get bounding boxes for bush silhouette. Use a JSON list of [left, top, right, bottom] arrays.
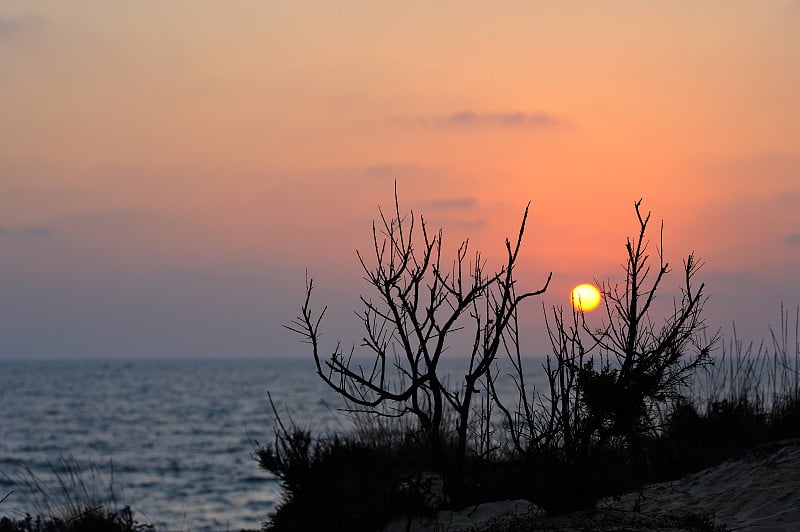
[[285, 187, 550, 497], [532, 200, 716, 470], [267, 191, 800, 528], [0, 457, 152, 532], [255, 407, 432, 531]]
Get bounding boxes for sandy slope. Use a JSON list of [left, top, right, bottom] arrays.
[[385, 439, 800, 531], [607, 438, 800, 531]]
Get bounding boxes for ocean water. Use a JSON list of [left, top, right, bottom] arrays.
[[0, 356, 547, 531], [0, 357, 355, 531]]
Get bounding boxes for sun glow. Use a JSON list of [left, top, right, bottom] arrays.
[[570, 284, 601, 312]]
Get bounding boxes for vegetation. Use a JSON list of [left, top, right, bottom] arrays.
[[254, 395, 433, 532], [651, 304, 800, 478], [537, 200, 715, 461], [0, 457, 152, 532], [285, 187, 551, 491], [495, 198, 719, 511], [259, 192, 800, 531]]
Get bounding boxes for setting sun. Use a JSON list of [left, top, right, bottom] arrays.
[[570, 284, 602, 312]]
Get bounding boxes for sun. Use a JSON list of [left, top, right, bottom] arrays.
[[570, 284, 602, 312]]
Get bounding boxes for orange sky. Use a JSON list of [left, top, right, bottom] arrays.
[[1, 1, 798, 358]]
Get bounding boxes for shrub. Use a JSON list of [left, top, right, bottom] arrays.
[[530, 200, 716, 469], [1, 457, 151, 532], [255, 404, 431, 531]]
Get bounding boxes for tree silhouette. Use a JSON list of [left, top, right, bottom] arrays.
[[287, 188, 551, 488], [538, 199, 717, 461]]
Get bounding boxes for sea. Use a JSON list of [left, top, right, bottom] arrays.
[[0, 356, 546, 531]]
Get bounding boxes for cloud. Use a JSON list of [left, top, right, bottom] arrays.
[[712, 152, 800, 188], [361, 164, 465, 191], [22, 226, 55, 238], [414, 198, 485, 232], [770, 188, 800, 209], [428, 110, 565, 128], [364, 164, 417, 179], [66, 209, 145, 228], [410, 215, 487, 232], [0, 18, 23, 39], [705, 269, 756, 284], [0, 14, 45, 41], [435, 217, 487, 231], [420, 197, 477, 211], [698, 151, 800, 252], [0, 225, 57, 238]]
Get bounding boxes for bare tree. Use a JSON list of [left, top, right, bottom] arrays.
[[582, 200, 717, 447], [286, 189, 551, 484], [507, 199, 717, 462]]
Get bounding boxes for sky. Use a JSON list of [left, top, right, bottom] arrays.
[[1, 1, 798, 359]]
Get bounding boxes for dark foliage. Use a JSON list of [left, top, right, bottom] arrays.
[[260, 307, 800, 527], [0, 457, 152, 532], [642, 305, 800, 481], [0, 506, 152, 532], [532, 199, 716, 470], [254, 393, 441, 531], [272, 190, 799, 528], [256, 427, 432, 531]]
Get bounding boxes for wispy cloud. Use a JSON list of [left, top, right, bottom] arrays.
[[770, 188, 800, 209], [425, 110, 566, 128], [423, 217, 487, 231], [786, 233, 800, 246], [0, 226, 57, 238], [0, 18, 23, 39], [705, 269, 756, 284], [22, 226, 55, 238], [67, 209, 145, 227], [415, 198, 485, 232], [714, 151, 800, 187], [361, 163, 460, 187], [420, 197, 477, 211], [364, 164, 419, 179], [0, 14, 45, 41]]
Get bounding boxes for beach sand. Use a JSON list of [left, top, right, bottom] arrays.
[[385, 439, 800, 531]]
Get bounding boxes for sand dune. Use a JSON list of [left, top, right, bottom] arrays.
[[385, 439, 800, 531], [607, 438, 800, 531]]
